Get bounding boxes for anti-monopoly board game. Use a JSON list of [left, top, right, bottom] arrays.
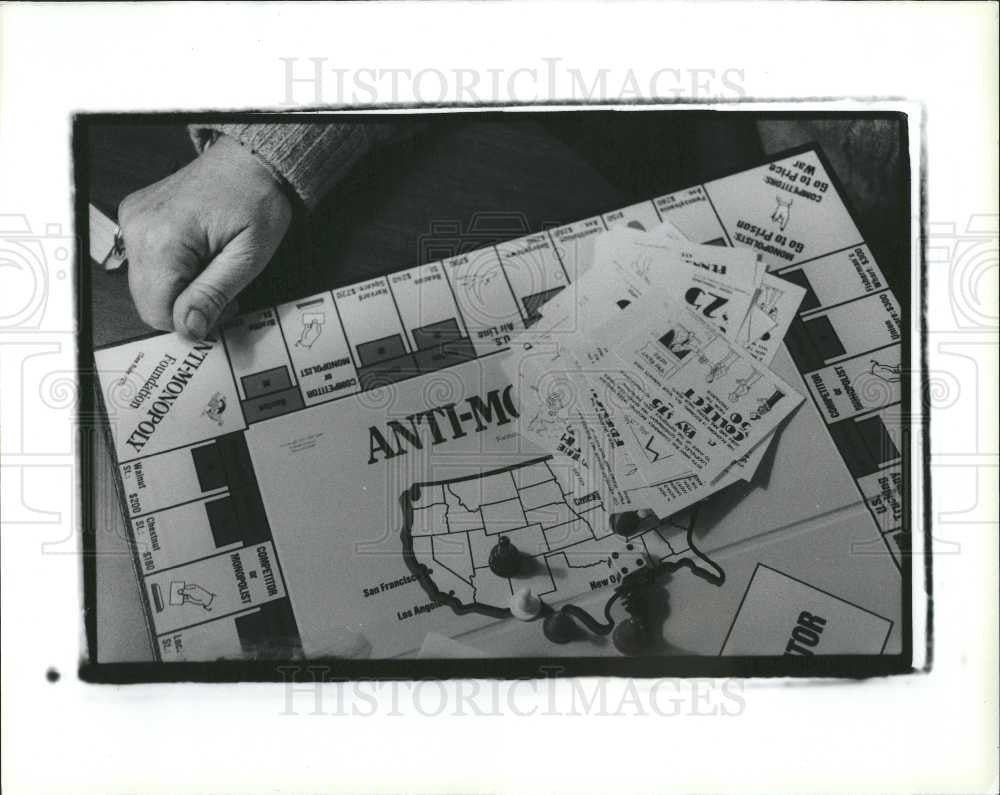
[[94, 146, 910, 662]]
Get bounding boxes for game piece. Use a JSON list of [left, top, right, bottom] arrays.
[[542, 610, 577, 644], [488, 536, 522, 578], [612, 616, 648, 655], [611, 511, 641, 537], [509, 588, 542, 620]]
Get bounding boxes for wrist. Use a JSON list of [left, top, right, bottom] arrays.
[[189, 122, 372, 209], [204, 134, 299, 213]]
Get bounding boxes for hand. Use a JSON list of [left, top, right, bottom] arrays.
[[118, 135, 293, 338]]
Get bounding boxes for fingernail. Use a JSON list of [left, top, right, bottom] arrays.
[[184, 308, 209, 339]]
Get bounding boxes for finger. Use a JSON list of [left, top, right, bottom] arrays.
[[127, 238, 201, 332], [171, 228, 273, 339]]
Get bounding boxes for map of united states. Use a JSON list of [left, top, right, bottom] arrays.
[[400, 455, 704, 617]]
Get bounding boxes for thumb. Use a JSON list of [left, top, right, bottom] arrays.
[[171, 228, 272, 339]]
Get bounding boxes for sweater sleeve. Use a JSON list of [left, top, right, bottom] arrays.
[[189, 122, 404, 209]]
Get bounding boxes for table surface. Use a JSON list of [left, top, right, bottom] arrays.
[[88, 114, 772, 662]]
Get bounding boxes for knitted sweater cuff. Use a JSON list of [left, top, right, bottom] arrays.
[[189, 122, 373, 209]]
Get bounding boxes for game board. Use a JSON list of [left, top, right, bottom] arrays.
[[94, 146, 909, 661]]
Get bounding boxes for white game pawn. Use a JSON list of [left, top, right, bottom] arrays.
[[509, 587, 542, 621]]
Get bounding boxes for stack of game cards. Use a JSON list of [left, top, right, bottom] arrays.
[[502, 221, 808, 521]]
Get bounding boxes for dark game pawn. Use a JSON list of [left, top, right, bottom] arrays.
[[611, 511, 641, 537], [488, 536, 522, 578], [542, 610, 577, 644], [612, 616, 648, 655]]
